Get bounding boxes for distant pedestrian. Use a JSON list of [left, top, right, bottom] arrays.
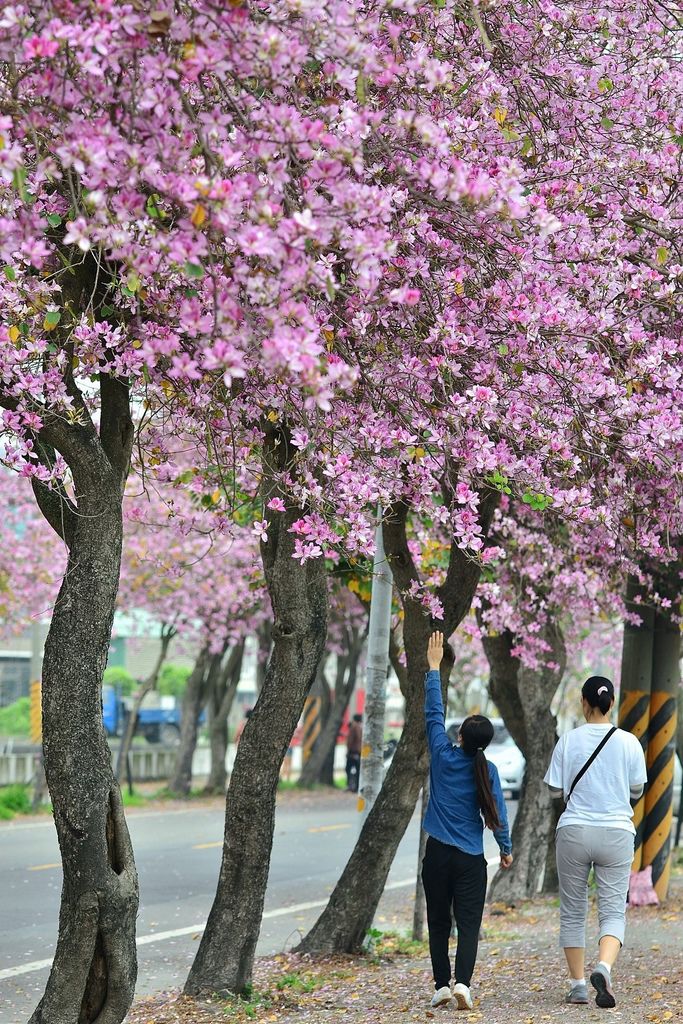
[[346, 713, 362, 792], [422, 631, 513, 1011], [544, 675, 647, 1009]]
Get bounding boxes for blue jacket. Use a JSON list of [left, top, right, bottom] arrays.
[[423, 670, 512, 856]]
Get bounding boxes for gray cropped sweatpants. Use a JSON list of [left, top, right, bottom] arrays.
[[555, 825, 634, 948]]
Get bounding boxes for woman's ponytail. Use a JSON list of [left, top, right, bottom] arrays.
[[474, 749, 502, 832], [461, 715, 502, 832], [582, 675, 615, 716]]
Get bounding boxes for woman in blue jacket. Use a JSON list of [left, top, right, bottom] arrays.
[[422, 631, 513, 1010]]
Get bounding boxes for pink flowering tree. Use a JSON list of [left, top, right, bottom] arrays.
[[117, 474, 266, 795], [2, 0, 683, 1015], [0, 469, 64, 638], [292, 0, 683, 955]]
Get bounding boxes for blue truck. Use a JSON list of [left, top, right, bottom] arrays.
[[102, 685, 182, 745]]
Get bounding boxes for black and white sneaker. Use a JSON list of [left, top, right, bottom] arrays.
[[590, 965, 616, 1008]]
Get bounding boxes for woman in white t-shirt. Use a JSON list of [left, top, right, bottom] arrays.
[[544, 675, 647, 1010]]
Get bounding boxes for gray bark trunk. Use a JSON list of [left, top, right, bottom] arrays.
[[297, 630, 363, 788], [27, 371, 138, 1024], [167, 645, 213, 796], [298, 491, 497, 953], [255, 620, 270, 695], [184, 426, 328, 996], [541, 798, 563, 893], [204, 643, 245, 795], [482, 622, 565, 902], [412, 774, 430, 941]]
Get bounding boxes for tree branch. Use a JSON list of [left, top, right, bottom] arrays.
[[437, 486, 500, 634], [99, 374, 134, 491]]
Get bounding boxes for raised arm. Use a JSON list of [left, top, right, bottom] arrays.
[[424, 631, 451, 757]]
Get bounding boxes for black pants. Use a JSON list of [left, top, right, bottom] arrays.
[[346, 752, 360, 792], [421, 836, 487, 989]]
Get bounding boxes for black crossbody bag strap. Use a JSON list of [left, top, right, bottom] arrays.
[[567, 726, 618, 801]]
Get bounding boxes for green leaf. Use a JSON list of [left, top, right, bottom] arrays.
[[355, 72, 366, 104], [145, 193, 164, 219], [497, 343, 509, 356], [47, 213, 62, 228], [3, 266, 16, 281], [598, 77, 613, 93], [325, 278, 336, 300], [126, 270, 141, 293], [44, 310, 61, 329], [184, 260, 204, 279], [600, 116, 614, 130], [101, 304, 115, 318], [656, 246, 669, 266], [520, 137, 534, 157]]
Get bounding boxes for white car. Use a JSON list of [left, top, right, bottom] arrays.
[[444, 717, 525, 799]]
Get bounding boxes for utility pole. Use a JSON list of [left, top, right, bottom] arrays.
[[358, 508, 393, 826], [30, 620, 47, 809]]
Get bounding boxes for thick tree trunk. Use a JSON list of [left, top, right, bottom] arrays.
[[298, 491, 497, 953], [30, 453, 138, 1022], [204, 643, 245, 795], [298, 629, 363, 788], [412, 774, 430, 941], [483, 622, 565, 902], [184, 427, 328, 997], [167, 645, 213, 796], [541, 798, 563, 894], [114, 625, 174, 784], [255, 620, 270, 695]]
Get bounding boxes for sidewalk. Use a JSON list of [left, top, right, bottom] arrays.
[[125, 867, 683, 1024]]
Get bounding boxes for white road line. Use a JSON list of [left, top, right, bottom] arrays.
[[0, 806, 221, 833], [0, 957, 52, 980], [0, 861, 501, 982]]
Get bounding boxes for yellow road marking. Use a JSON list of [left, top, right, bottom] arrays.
[[193, 841, 222, 849], [307, 823, 351, 834], [28, 863, 60, 872]]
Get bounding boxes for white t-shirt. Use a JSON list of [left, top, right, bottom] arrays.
[[544, 724, 648, 834]]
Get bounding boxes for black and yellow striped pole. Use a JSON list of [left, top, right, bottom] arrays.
[[302, 696, 321, 764], [642, 599, 679, 900], [618, 576, 654, 871], [618, 689, 650, 870]]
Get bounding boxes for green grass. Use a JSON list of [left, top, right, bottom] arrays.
[[276, 971, 318, 994], [222, 986, 272, 1019], [121, 790, 149, 807], [0, 697, 30, 737], [152, 785, 209, 800], [0, 784, 32, 819]]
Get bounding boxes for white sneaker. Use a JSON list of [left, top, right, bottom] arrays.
[[453, 983, 473, 1010], [430, 986, 452, 1008]]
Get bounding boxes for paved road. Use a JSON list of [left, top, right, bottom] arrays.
[[0, 793, 512, 1023]]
